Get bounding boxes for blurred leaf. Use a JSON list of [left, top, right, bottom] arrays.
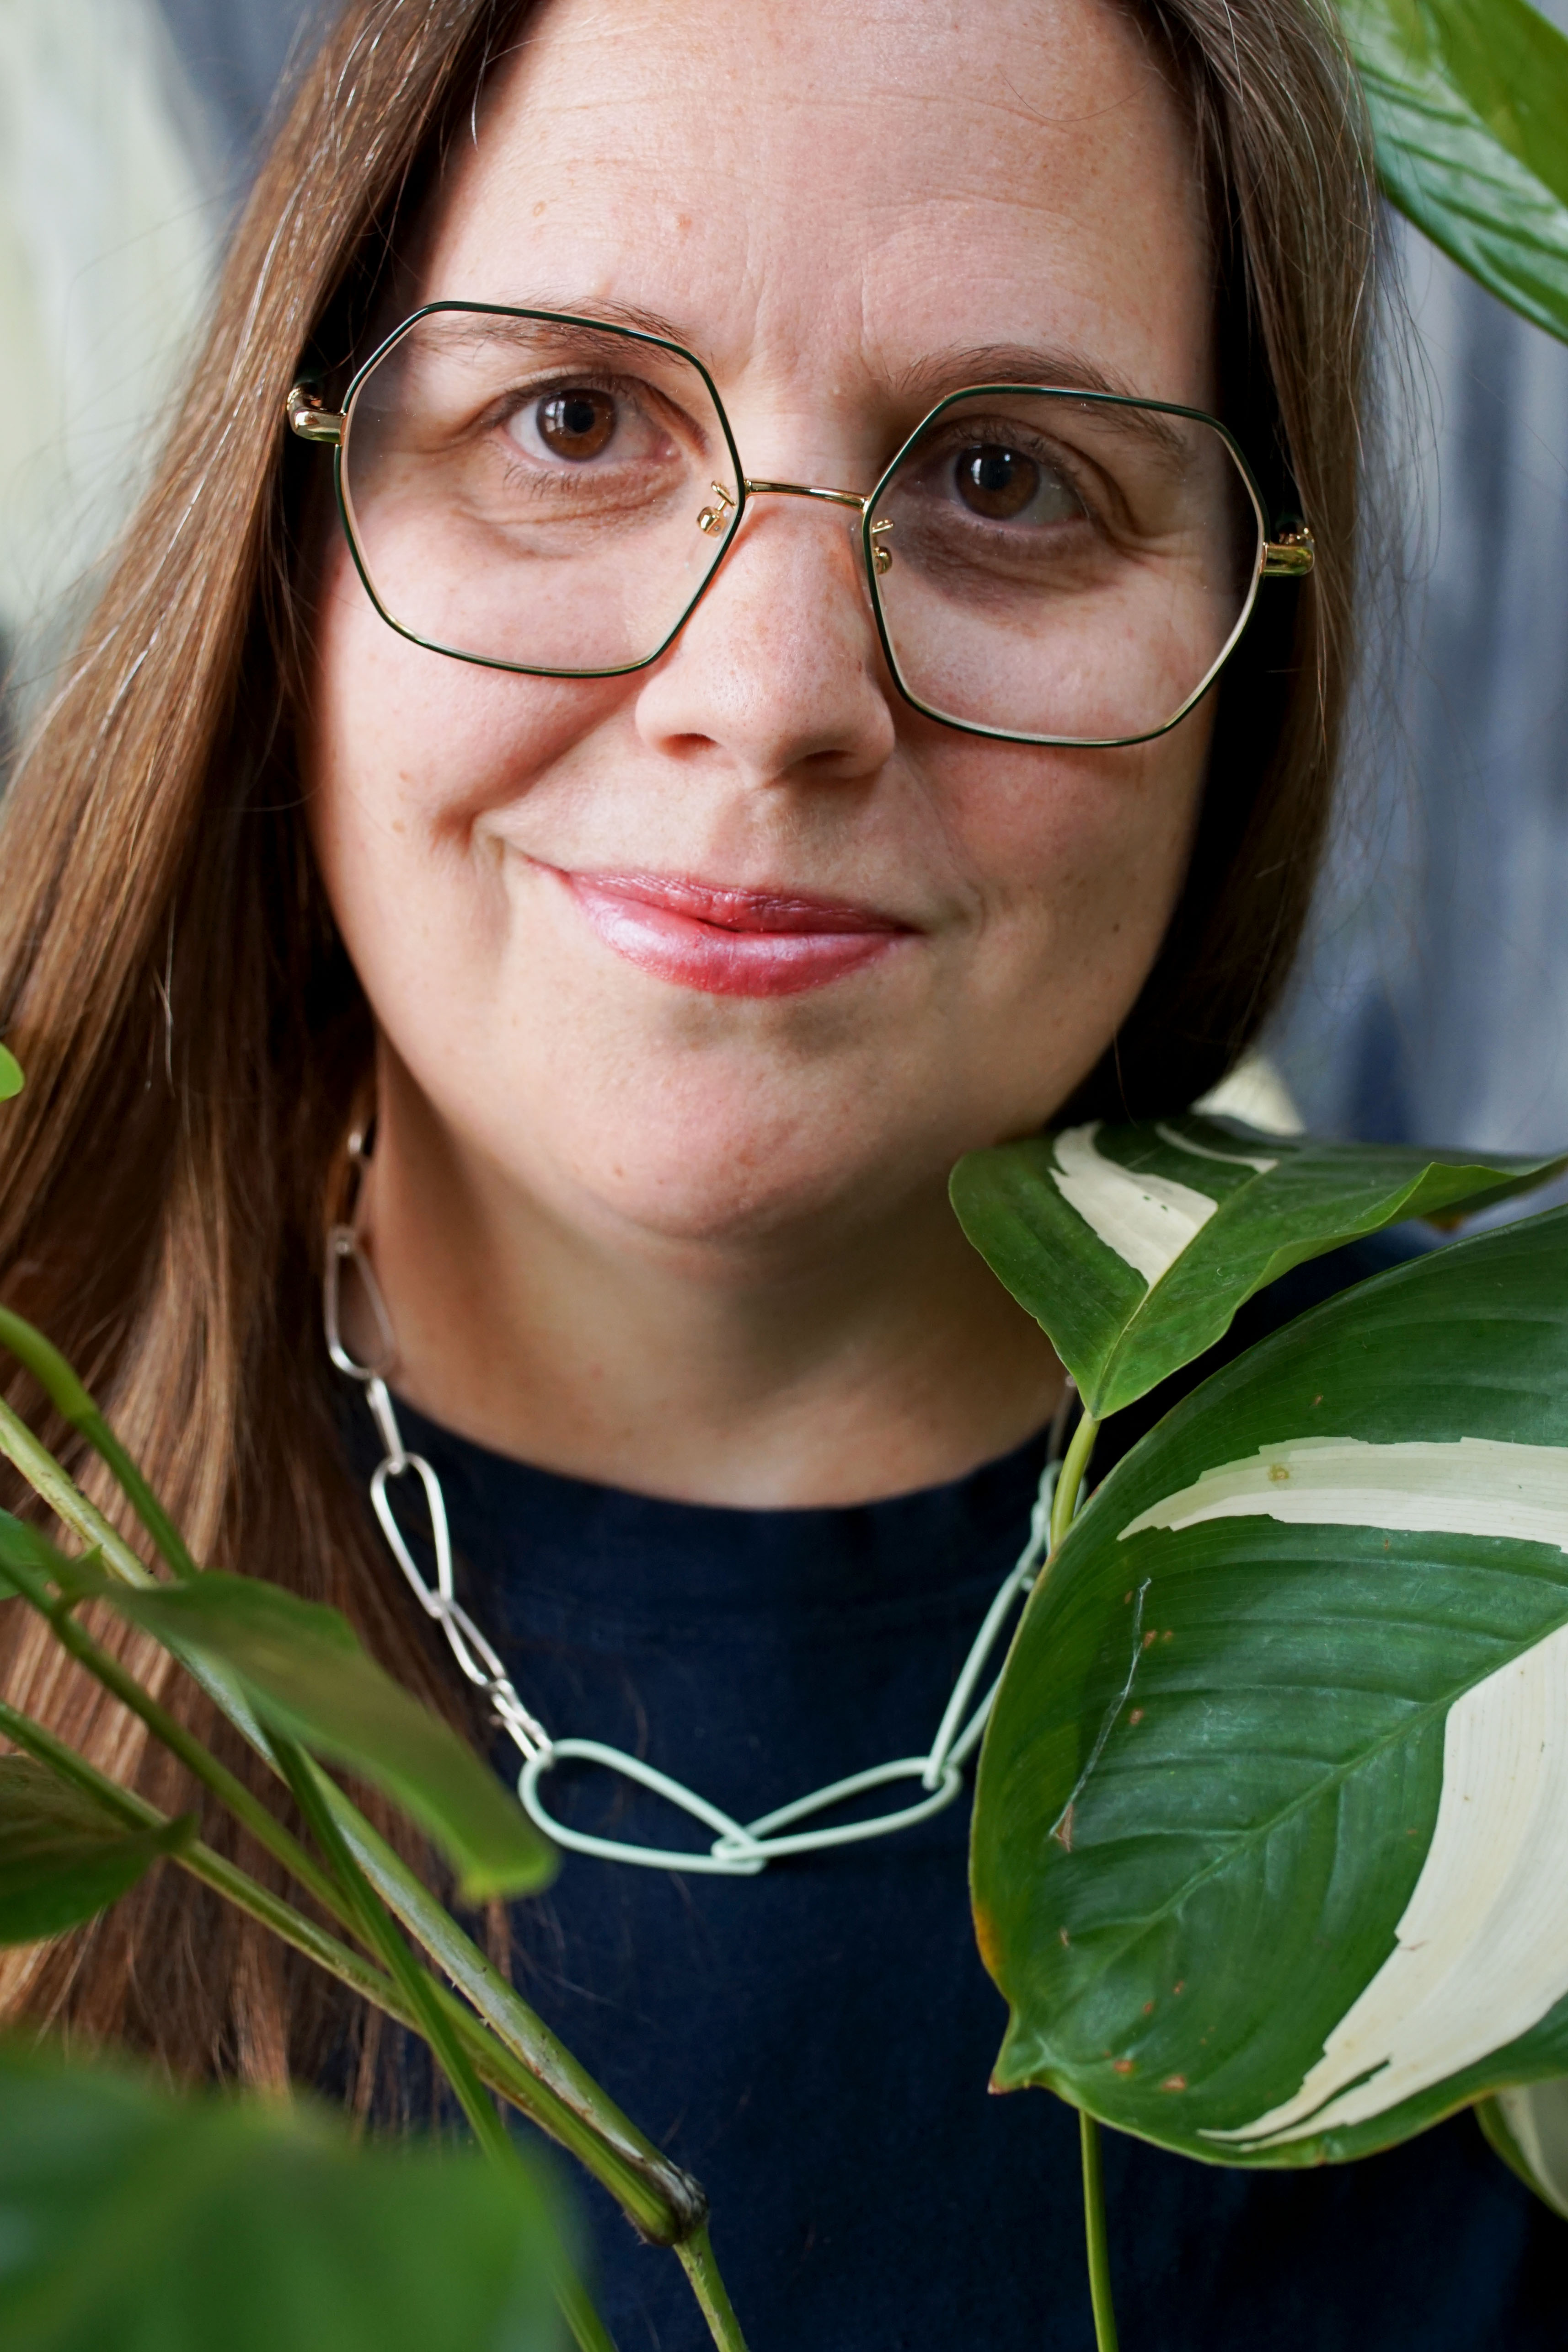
[[1477, 2083, 1568, 2216], [0, 1048, 21, 1104], [1341, 0, 1568, 342], [972, 1207, 1568, 2163], [112, 1575, 553, 1904], [0, 2040, 567, 2352], [0, 1760, 189, 1945], [3, 1533, 553, 1905], [951, 1114, 1563, 1415]]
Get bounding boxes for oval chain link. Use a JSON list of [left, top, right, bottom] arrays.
[[327, 1216, 1064, 1874]]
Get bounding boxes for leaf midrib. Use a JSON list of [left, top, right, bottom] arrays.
[[1023, 1592, 1568, 1991]]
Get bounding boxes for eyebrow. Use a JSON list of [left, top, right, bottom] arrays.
[[420, 306, 1196, 452], [893, 346, 1199, 458], [896, 343, 1147, 405], [439, 297, 703, 348]]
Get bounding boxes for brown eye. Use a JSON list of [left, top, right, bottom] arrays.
[[954, 444, 1040, 521], [537, 388, 617, 461]]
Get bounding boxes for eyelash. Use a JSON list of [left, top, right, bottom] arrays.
[[919, 427, 1108, 525]]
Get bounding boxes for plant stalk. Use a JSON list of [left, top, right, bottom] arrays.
[[318, 1780, 706, 2239], [272, 1737, 510, 2160], [0, 1387, 698, 2237], [268, 1743, 620, 2352], [1080, 2110, 1120, 2352], [1050, 1410, 1100, 1554], [0, 1339, 747, 2341], [0, 1307, 200, 1580], [0, 1693, 684, 2204], [675, 2226, 752, 2352], [4, 1550, 347, 1927], [0, 1391, 153, 1590]]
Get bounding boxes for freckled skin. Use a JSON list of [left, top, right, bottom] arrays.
[[304, 0, 1221, 1504]]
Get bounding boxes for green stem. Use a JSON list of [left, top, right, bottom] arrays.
[[0, 1307, 198, 1580], [273, 1742, 619, 2352], [1050, 1409, 1100, 1555], [5, 1558, 348, 1928], [2, 1702, 620, 2351], [0, 1343, 738, 2332], [551, 2260, 619, 2352], [319, 1786, 705, 2242], [0, 1396, 698, 2237], [0, 1371, 691, 2215], [675, 2226, 752, 2352], [0, 1391, 153, 1589], [0, 1693, 675, 2190], [1080, 2111, 1120, 2352], [271, 1739, 509, 2162], [0, 1694, 401, 1996], [0, 1388, 688, 2215]]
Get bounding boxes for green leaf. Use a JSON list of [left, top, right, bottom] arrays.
[[1477, 2082, 1568, 2216], [971, 1205, 1568, 2164], [1340, 0, 1568, 343], [951, 1114, 1563, 1416], [0, 1048, 22, 1104], [0, 2040, 567, 2352], [44, 1555, 554, 1905], [0, 1760, 190, 1945]]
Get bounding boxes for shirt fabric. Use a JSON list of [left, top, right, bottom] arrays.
[[354, 1235, 1562, 2349]]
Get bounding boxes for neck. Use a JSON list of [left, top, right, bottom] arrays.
[[356, 1085, 1063, 1511]]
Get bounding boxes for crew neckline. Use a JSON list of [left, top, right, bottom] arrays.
[[348, 1390, 1054, 1627]]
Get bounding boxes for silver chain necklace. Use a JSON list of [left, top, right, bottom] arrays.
[[325, 1160, 1061, 1876]]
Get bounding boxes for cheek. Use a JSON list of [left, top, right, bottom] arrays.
[[302, 540, 618, 926], [933, 715, 1209, 1101], [949, 719, 1208, 954]]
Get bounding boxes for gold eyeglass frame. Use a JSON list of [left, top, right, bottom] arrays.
[[287, 300, 1316, 751]]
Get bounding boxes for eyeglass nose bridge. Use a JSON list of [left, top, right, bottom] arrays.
[[696, 478, 895, 573]]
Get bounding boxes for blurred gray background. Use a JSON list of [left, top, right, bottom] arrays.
[[5, 0, 1568, 1172]]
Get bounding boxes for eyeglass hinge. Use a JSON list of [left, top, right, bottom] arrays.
[[1261, 526, 1314, 579], [287, 383, 345, 445]]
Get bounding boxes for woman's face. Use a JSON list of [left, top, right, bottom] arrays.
[[307, 0, 1217, 1256]]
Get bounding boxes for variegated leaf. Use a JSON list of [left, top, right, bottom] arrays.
[[950, 1115, 1563, 1415], [971, 1205, 1568, 2164]]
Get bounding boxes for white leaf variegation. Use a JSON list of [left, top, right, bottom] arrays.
[[1123, 1433, 1568, 2148], [1492, 2079, 1568, 2218], [1206, 1619, 1568, 2144], [1118, 1434, 1568, 1550], [971, 1210, 1568, 2173], [1049, 1125, 1235, 1286], [949, 1114, 1564, 1418]]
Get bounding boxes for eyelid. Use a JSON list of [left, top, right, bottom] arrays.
[[914, 418, 1122, 530], [490, 366, 705, 464]]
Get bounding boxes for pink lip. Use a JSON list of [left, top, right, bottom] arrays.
[[554, 868, 912, 997]]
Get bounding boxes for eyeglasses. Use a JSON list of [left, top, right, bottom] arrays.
[[287, 302, 1314, 750]]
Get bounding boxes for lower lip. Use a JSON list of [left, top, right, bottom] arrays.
[[558, 871, 909, 998]]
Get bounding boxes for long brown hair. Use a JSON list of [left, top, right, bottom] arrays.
[[0, 0, 1377, 2086]]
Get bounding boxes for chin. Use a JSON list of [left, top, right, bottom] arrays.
[[545, 1091, 943, 1254]]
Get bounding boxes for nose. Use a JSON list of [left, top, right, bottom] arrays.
[[630, 493, 898, 784]]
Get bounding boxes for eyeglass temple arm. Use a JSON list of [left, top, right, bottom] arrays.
[[1261, 526, 1314, 578], [287, 384, 344, 445]]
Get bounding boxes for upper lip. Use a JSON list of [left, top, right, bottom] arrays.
[[559, 868, 913, 934]]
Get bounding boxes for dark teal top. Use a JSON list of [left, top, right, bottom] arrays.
[[360, 1239, 1560, 2347]]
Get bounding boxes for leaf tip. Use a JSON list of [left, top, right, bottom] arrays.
[[454, 1842, 558, 1906]]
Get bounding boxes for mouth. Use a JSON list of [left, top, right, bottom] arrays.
[[551, 868, 914, 997]]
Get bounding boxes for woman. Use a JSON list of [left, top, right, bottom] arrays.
[[0, 0, 1555, 2341]]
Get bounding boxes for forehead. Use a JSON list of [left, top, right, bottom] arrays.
[[417, 0, 1213, 409]]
